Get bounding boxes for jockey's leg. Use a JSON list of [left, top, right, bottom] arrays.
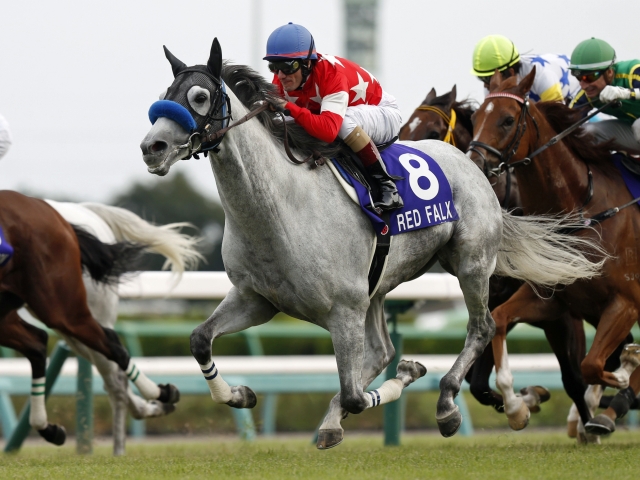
[[340, 94, 403, 211], [345, 126, 403, 211]]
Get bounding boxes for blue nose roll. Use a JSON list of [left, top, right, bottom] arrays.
[[148, 100, 197, 133]]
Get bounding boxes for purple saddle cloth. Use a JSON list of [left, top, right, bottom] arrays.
[[0, 226, 14, 266], [611, 153, 640, 202], [335, 143, 459, 236]]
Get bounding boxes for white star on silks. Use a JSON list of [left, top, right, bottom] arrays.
[[310, 83, 323, 104], [350, 72, 369, 104], [284, 91, 298, 104], [321, 54, 345, 68]]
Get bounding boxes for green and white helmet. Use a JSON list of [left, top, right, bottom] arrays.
[[569, 37, 616, 72], [471, 35, 520, 77]]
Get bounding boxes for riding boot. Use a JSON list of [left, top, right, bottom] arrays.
[[363, 154, 404, 211], [344, 126, 403, 212]]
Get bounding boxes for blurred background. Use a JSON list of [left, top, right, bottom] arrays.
[[1, 0, 638, 438]]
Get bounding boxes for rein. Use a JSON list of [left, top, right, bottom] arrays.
[[415, 105, 457, 146], [187, 98, 323, 166], [469, 92, 636, 231]]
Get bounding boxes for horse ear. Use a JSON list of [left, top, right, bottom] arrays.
[[444, 85, 457, 110], [207, 37, 223, 79], [423, 88, 437, 105], [518, 66, 536, 96], [489, 70, 502, 92], [163, 46, 187, 77]]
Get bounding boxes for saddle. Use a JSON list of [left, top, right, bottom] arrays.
[[619, 152, 640, 176], [332, 136, 399, 296]]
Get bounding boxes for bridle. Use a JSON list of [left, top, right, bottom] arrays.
[[415, 105, 457, 146], [162, 70, 322, 166], [467, 92, 540, 179]]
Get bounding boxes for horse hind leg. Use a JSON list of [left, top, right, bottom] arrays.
[[585, 346, 640, 437], [436, 256, 495, 437], [0, 307, 66, 446]]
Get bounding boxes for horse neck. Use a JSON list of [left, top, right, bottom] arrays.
[[515, 108, 589, 215], [210, 92, 321, 234]]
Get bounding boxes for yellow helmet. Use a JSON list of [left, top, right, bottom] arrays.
[[471, 35, 520, 77]]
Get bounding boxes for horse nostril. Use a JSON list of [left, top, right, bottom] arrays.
[[150, 141, 168, 154]]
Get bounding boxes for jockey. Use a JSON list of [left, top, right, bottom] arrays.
[[0, 113, 13, 266], [471, 34, 580, 104], [264, 22, 403, 211], [568, 37, 640, 155]]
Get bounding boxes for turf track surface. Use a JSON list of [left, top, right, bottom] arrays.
[[1, 431, 639, 479]]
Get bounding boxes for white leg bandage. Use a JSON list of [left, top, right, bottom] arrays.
[[365, 378, 403, 408], [29, 377, 48, 430], [126, 361, 160, 400], [200, 359, 232, 404]]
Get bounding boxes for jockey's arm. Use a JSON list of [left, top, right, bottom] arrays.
[[286, 98, 346, 143], [275, 72, 350, 144]]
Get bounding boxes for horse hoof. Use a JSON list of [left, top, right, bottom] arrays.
[[316, 429, 344, 450], [397, 360, 427, 384], [507, 402, 530, 431], [577, 431, 601, 445], [621, 344, 640, 368], [436, 406, 462, 438], [567, 420, 578, 438], [520, 386, 550, 412], [227, 386, 257, 409], [38, 424, 66, 446], [585, 414, 616, 436], [158, 383, 181, 404]]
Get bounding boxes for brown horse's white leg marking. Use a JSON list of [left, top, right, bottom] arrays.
[[611, 343, 640, 388]]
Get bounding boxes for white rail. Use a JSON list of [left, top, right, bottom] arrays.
[[118, 272, 464, 301]]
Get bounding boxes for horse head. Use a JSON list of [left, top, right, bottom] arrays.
[[467, 68, 537, 209], [140, 38, 229, 176], [399, 86, 459, 142]]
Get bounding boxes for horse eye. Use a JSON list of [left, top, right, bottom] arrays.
[[503, 117, 515, 127], [195, 94, 208, 104]]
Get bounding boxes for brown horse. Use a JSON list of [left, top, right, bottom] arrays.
[[0, 191, 178, 445], [399, 86, 608, 438], [468, 69, 640, 439]]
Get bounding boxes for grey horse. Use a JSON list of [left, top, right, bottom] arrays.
[[139, 38, 605, 448]]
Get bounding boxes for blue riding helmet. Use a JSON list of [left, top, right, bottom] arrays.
[[264, 22, 317, 61]]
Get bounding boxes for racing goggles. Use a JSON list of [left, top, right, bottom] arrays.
[[572, 70, 605, 83], [268, 60, 302, 75]]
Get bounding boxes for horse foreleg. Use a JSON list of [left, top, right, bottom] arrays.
[[318, 297, 425, 449], [190, 287, 277, 408], [490, 284, 565, 431], [0, 308, 66, 446]]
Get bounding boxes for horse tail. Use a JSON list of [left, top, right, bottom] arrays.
[[72, 225, 146, 285], [80, 203, 203, 275], [494, 211, 609, 290]]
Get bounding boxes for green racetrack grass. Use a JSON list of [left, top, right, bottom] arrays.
[[1, 431, 640, 479]]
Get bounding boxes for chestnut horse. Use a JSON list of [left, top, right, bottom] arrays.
[[0, 191, 180, 446], [468, 69, 640, 439], [399, 87, 605, 439]]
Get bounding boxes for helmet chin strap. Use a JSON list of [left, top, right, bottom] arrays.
[[300, 35, 315, 82]]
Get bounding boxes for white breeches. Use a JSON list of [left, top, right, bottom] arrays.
[[338, 90, 403, 145]]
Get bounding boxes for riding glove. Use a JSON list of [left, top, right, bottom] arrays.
[[600, 85, 635, 102]]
